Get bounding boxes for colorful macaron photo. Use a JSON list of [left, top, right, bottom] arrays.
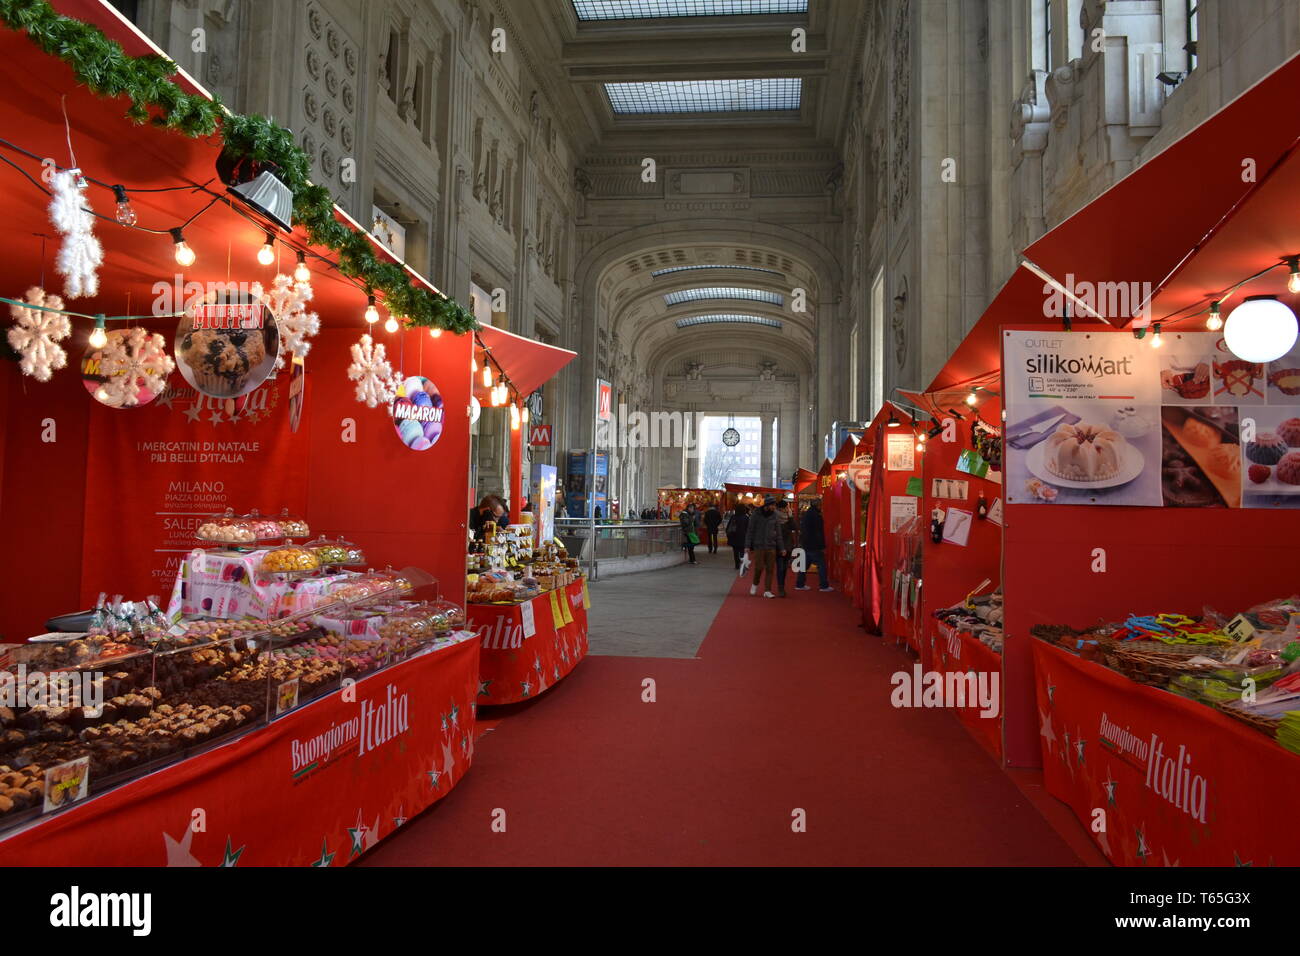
[[391, 375, 445, 451]]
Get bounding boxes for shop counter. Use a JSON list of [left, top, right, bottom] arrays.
[[468, 580, 589, 705], [0, 636, 480, 866], [931, 622, 1003, 760], [1032, 639, 1300, 866]]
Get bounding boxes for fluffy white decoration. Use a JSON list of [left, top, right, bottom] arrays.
[[96, 326, 176, 408], [252, 274, 321, 367], [347, 333, 399, 407], [48, 169, 103, 299], [7, 286, 70, 381]]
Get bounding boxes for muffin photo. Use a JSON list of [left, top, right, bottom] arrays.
[[174, 290, 279, 399]]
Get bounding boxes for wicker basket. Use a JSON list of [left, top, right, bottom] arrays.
[[1214, 700, 1284, 737], [1098, 636, 1225, 686]]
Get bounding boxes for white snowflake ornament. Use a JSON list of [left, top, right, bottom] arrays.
[[7, 286, 70, 381], [49, 168, 103, 299], [96, 326, 176, 408], [347, 333, 400, 407], [253, 274, 320, 367]]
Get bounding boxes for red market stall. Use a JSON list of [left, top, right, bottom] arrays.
[[820, 436, 866, 602], [657, 487, 725, 517], [859, 402, 923, 646], [0, 2, 492, 862], [468, 579, 589, 705]]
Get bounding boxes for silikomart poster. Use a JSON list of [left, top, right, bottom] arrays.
[[1003, 329, 1300, 509]]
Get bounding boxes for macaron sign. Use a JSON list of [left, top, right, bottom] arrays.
[[391, 375, 445, 451]]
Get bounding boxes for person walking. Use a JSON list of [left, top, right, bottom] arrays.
[[703, 502, 723, 553], [773, 498, 796, 598], [795, 497, 833, 592], [744, 494, 783, 597], [724, 503, 750, 570], [679, 502, 701, 565]]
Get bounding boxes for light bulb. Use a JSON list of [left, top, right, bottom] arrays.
[[171, 228, 195, 267], [522, 405, 530, 424], [257, 233, 275, 266], [1224, 295, 1299, 363], [89, 321, 108, 349], [471, 356, 478, 372], [430, 328, 442, 338], [364, 295, 379, 324], [384, 316, 399, 334], [482, 365, 493, 388], [1150, 323, 1163, 348], [294, 252, 311, 284], [1206, 302, 1223, 331], [112, 185, 136, 226], [1289, 258, 1300, 294], [965, 390, 978, 406], [511, 404, 521, 430]]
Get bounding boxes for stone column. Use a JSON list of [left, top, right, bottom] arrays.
[[760, 412, 775, 487]]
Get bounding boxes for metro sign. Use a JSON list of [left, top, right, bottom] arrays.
[[596, 379, 613, 422], [528, 424, 553, 447]]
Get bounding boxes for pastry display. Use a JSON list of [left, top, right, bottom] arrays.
[[1267, 368, 1300, 397], [1246, 432, 1288, 464], [175, 306, 270, 398], [1043, 422, 1127, 482], [1277, 417, 1300, 447], [1109, 406, 1150, 438], [195, 508, 256, 545], [276, 509, 310, 538], [246, 510, 283, 540], [1180, 417, 1220, 449], [1276, 449, 1300, 485], [260, 546, 320, 573], [1206, 443, 1241, 480]]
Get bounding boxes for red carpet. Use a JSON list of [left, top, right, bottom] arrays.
[[360, 573, 1086, 866]]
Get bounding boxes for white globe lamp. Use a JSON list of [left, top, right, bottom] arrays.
[[1223, 295, 1298, 364]]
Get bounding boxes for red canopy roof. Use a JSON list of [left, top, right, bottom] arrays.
[[0, 2, 448, 335], [793, 467, 819, 492], [831, 435, 860, 467], [476, 325, 577, 399]]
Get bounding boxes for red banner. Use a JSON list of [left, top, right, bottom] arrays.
[[0, 637, 480, 866], [468, 581, 589, 705], [81, 371, 310, 602], [1032, 639, 1300, 866]]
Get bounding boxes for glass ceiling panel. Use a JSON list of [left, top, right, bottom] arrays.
[[606, 78, 801, 114], [676, 314, 783, 328], [652, 264, 782, 277], [574, 1, 807, 21], [665, 287, 784, 306]]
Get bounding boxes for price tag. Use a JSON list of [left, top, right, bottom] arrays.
[[520, 600, 536, 638], [275, 678, 300, 715], [1225, 614, 1255, 642], [42, 756, 90, 813]]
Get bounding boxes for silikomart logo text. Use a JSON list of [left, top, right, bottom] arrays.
[[49, 887, 151, 936]]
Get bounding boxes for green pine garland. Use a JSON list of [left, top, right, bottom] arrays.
[[0, 0, 478, 333]]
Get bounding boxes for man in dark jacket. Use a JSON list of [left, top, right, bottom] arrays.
[[702, 503, 723, 553], [744, 495, 784, 597], [724, 504, 749, 570], [795, 498, 832, 591]]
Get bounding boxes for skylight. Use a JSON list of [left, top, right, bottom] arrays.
[[652, 264, 783, 277], [665, 287, 784, 307], [606, 78, 801, 114], [676, 314, 783, 329], [574, 0, 807, 21]]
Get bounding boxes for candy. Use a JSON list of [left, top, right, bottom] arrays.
[[397, 418, 423, 447], [412, 391, 433, 407]]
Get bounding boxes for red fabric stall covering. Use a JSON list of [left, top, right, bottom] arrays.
[[0, 637, 480, 865], [859, 403, 921, 645], [1033, 640, 1300, 866], [467, 580, 589, 705], [930, 624, 1002, 760], [914, 396, 1003, 682]]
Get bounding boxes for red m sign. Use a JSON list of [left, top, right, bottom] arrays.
[[528, 424, 552, 447]]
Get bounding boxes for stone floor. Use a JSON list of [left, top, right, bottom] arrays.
[[586, 545, 741, 659]]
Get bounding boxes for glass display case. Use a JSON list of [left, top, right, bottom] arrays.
[[0, 563, 461, 834]]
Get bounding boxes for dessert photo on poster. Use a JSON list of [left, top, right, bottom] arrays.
[[174, 292, 281, 400], [1242, 408, 1300, 506], [1159, 406, 1241, 508], [1005, 401, 1162, 506]]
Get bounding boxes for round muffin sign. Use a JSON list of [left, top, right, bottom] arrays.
[[175, 291, 280, 399], [391, 375, 445, 451]]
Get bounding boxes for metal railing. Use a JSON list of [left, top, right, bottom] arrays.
[[554, 519, 682, 573]]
